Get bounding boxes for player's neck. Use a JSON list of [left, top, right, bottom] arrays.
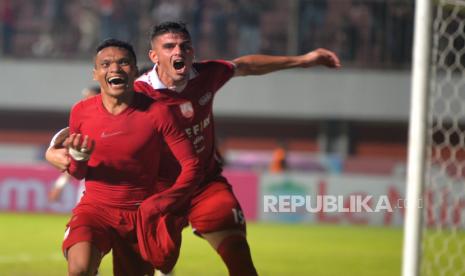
[[168, 81, 188, 92], [101, 92, 134, 115], [156, 69, 188, 92]]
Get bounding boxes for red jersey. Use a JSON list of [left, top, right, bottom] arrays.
[[134, 60, 234, 190], [68, 92, 201, 210]]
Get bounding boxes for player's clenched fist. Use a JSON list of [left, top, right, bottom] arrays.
[[68, 133, 95, 161], [301, 48, 341, 69]]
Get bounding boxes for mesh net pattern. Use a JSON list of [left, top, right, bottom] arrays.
[[421, 1, 465, 275]]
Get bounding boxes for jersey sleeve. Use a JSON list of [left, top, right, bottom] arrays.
[[144, 104, 202, 214], [67, 102, 89, 180], [134, 78, 152, 96], [203, 60, 236, 94], [49, 127, 70, 148]]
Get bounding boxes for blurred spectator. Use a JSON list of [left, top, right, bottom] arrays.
[[98, 0, 141, 48], [386, 1, 413, 65], [76, 1, 99, 54], [98, 0, 116, 40], [57, 1, 81, 56], [211, 0, 234, 57], [151, 0, 184, 23], [189, 0, 205, 50], [13, 0, 43, 56], [47, 0, 66, 56], [369, 1, 388, 65], [2, 0, 415, 68], [323, 0, 351, 60], [298, 0, 327, 53], [81, 85, 101, 99], [234, 0, 266, 55], [269, 146, 288, 173], [0, 0, 15, 55], [116, 0, 140, 43], [347, 0, 372, 64]]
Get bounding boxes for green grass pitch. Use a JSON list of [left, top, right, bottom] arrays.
[[0, 213, 403, 275]]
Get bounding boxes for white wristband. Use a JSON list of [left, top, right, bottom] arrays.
[[69, 147, 90, 161]]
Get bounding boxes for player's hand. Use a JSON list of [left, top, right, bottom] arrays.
[[68, 133, 95, 161], [45, 147, 71, 171], [302, 48, 341, 69]]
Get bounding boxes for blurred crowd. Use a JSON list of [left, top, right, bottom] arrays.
[[0, 0, 414, 68]]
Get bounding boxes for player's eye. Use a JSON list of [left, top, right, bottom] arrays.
[[181, 43, 192, 52], [163, 43, 175, 49], [119, 59, 130, 66]]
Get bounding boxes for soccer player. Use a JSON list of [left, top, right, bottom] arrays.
[[61, 38, 201, 276], [132, 22, 341, 276], [46, 22, 341, 276]]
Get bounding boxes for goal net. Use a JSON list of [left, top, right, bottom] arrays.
[[420, 0, 465, 275]]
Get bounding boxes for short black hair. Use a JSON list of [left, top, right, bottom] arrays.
[[95, 38, 137, 64], [150, 21, 191, 42]]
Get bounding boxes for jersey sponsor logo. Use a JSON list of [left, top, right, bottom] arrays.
[[179, 101, 194, 118], [192, 136, 205, 153], [185, 114, 211, 153], [198, 92, 212, 106], [101, 131, 124, 138], [184, 114, 211, 138]]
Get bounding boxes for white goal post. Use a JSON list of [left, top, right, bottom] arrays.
[[403, 1, 465, 276]]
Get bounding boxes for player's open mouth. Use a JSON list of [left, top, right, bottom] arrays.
[[173, 59, 186, 72], [107, 76, 127, 88]]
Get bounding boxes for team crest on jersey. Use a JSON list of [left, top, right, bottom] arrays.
[[179, 101, 194, 118]]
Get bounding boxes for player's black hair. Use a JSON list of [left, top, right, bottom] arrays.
[[150, 21, 191, 42], [95, 38, 137, 65]]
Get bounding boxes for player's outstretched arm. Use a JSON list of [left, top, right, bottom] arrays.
[[232, 48, 341, 77]]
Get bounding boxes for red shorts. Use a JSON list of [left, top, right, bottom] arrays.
[[62, 202, 137, 255], [188, 178, 246, 234], [62, 200, 153, 276]]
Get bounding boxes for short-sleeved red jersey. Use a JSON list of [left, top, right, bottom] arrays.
[[68, 92, 200, 209], [134, 60, 235, 190]]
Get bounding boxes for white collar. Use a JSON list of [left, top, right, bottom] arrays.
[[147, 64, 198, 93]]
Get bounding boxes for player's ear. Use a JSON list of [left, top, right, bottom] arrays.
[[92, 68, 97, 81], [149, 49, 158, 65]]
